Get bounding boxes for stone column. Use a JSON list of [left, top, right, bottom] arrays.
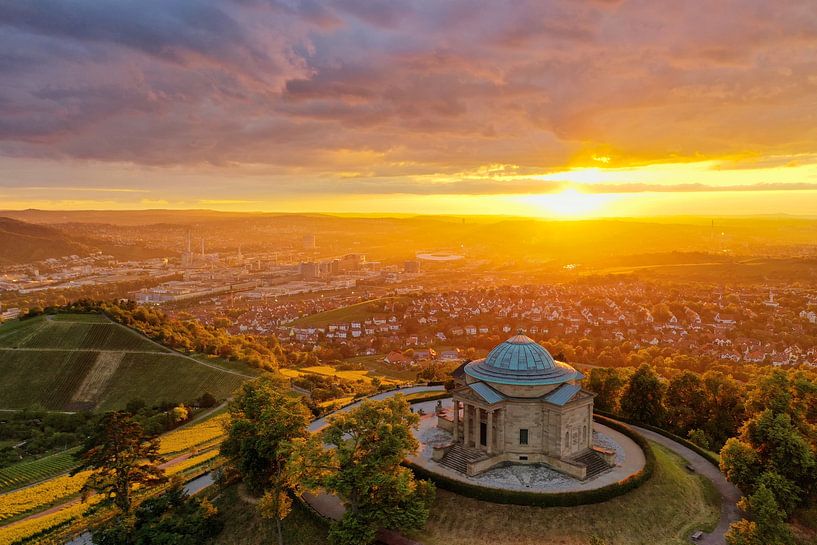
[[452, 399, 460, 442], [487, 409, 494, 455], [499, 409, 505, 452], [463, 403, 470, 448]]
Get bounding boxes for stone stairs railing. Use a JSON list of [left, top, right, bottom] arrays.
[[439, 443, 488, 474]]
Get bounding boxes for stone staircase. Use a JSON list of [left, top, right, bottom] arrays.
[[572, 450, 611, 480], [439, 443, 489, 474]]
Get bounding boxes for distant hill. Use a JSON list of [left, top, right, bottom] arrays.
[[0, 208, 259, 226], [0, 217, 89, 265], [3, 209, 817, 265], [0, 314, 255, 411]]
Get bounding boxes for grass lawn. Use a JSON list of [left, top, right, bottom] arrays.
[[283, 363, 406, 388], [207, 485, 329, 545], [403, 391, 448, 404], [414, 442, 720, 545], [299, 365, 402, 386], [344, 354, 419, 382], [287, 297, 404, 328]]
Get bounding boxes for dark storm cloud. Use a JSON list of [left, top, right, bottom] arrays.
[[0, 1, 251, 65]]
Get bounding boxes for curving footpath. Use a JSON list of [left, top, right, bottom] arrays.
[[631, 425, 741, 545]]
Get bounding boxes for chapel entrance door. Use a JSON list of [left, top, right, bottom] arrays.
[[480, 421, 487, 447]]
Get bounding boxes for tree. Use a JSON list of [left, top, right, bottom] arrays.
[[701, 371, 745, 448], [620, 364, 666, 425], [687, 429, 711, 450], [665, 371, 707, 434], [93, 484, 222, 545], [75, 412, 166, 515], [721, 409, 816, 514], [220, 375, 311, 545], [171, 404, 189, 424], [586, 367, 626, 413], [289, 396, 435, 545], [720, 437, 761, 493], [726, 484, 793, 545]]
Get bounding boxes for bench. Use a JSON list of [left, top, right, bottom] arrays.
[[691, 530, 704, 541]]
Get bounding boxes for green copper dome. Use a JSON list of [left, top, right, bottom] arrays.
[[464, 334, 584, 386]]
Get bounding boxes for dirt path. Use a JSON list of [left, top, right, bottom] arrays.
[[71, 352, 123, 403]]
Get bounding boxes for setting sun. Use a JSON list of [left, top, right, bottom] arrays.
[[519, 189, 618, 218]]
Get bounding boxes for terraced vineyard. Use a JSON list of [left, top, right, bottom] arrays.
[[0, 449, 80, 493], [165, 449, 221, 476], [0, 315, 254, 410], [0, 497, 95, 545], [0, 470, 91, 522], [0, 351, 98, 409], [159, 414, 229, 455], [0, 319, 163, 352]]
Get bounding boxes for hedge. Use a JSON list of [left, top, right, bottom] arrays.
[[403, 414, 655, 507], [593, 410, 721, 468], [406, 392, 451, 405]]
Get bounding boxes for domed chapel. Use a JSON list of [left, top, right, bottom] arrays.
[[436, 333, 614, 479]]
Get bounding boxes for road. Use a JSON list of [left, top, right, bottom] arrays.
[[632, 425, 741, 545]]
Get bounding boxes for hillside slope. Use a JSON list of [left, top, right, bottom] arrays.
[[0, 314, 255, 411], [0, 217, 89, 265]]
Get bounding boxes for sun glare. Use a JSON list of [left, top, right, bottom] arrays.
[[521, 189, 616, 219]]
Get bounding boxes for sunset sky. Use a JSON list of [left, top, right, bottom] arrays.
[[1, 0, 817, 217]]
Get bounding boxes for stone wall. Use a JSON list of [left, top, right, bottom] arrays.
[[467, 451, 587, 480], [467, 376, 559, 398]]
